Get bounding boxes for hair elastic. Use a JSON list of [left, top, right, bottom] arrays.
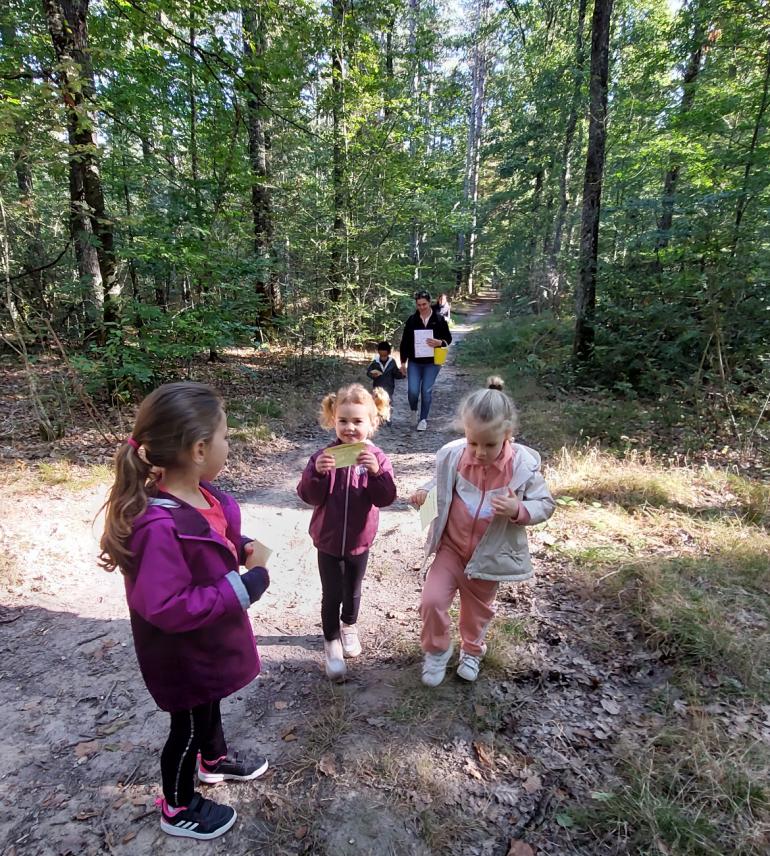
[[126, 437, 140, 451]]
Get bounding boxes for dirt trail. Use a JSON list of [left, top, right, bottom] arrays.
[[0, 298, 666, 856]]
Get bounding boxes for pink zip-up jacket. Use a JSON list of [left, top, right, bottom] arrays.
[[297, 440, 396, 557], [421, 439, 555, 582], [126, 482, 261, 712]]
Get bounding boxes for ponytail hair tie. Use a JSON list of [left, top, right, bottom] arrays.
[[126, 437, 140, 451]]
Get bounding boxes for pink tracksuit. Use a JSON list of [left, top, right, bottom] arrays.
[[420, 441, 531, 656]]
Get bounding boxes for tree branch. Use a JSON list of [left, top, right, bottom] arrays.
[[7, 239, 72, 282], [110, 0, 318, 138], [503, 0, 527, 47]]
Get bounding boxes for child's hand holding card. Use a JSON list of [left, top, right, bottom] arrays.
[[325, 441, 366, 468], [245, 538, 273, 569], [418, 487, 438, 529]]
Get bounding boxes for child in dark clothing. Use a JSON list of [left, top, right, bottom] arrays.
[[366, 341, 400, 400]]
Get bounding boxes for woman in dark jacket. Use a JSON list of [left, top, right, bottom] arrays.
[[399, 290, 452, 431]]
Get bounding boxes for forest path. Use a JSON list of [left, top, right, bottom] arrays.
[[0, 296, 665, 856]]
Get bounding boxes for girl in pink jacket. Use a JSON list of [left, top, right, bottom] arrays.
[[298, 384, 396, 681], [411, 377, 555, 686], [100, 382, 271, 841]]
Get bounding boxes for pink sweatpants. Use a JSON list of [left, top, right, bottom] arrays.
[[420, 545, 498, 656]]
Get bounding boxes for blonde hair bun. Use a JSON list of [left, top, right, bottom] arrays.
[[458, 378, 518, 435]]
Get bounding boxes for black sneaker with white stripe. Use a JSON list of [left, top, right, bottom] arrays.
[[159, 793, 236, 840], [198, 752, 268, 783]]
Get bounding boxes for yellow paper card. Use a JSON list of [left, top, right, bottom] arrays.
[[249, 538, 273, 565], [419, 486, 438, 530], [326, 441, 366, 468]]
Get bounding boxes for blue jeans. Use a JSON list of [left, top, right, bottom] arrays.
[[407, 361, 441, 421]]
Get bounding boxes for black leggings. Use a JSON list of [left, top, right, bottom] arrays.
[[318, 550, 369, 641], [160, 700, 227, 807]]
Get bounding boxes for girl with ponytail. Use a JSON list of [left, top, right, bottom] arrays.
[[100, 382, 271, 840]]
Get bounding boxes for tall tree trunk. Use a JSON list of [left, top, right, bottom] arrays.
[[242, 4, 277, 324], [329, 0, 347, 301], [464, 36, 487, 297], [456, 0, 489, 295], [527, 169, 545, 308], [137, 35, 171, 312], [408, 0, 422, 279], [573, 0, 614, 361], [1, 196, 57, 439], [656, 0, 706, 254], [187, 14, 217, 360], [3, 22, 47, 318], [188, 20, 202, 225], [384, 13, 395, 119], [545, 0, 587, 308], [43, 0, 117, 339], [13, 136, 47, 319], [120, 143, 139, 301]]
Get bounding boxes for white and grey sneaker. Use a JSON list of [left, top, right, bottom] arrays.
[[416, 419, 427, 432], [340, 622, 362, 657], [421, 644, 454, 687], [456, 645, 487, 682], [323, 638, 347, 681]]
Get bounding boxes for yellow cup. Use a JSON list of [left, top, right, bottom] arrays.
[[433, 346, 448, 365]]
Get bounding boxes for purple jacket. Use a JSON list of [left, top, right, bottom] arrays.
[[125, 482, 260, 712], [297, 441, 396, 557]]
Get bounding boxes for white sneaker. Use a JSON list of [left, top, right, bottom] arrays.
[[456, 645, 487, 682], [323, 638, 347, 681], [416, 419, 427, 432], [421, 644, 454, 687], [411, 410, 419, 425], [340, 623, 362, 658]]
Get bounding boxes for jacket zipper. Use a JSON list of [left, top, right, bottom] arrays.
[[341, 465, 351, 555], [468, 466, 487, 555]]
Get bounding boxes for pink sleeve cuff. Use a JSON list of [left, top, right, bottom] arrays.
[[510, 504, 531, 525]]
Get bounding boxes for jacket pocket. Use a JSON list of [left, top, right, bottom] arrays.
[[496, 543, 529, 575]]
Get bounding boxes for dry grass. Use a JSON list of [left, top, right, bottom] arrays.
[[386, 680, 445, 725], [0, 553, 22, 588], [541, 447, 770, 692], [483, 615, 533, 675], [584, 723, 770, 855], [1, 459, 112, 497], [287, 684, 356, 779], [354, 742, 488, 852], [548, 446, 770, 524], [538, 446, 770, 853]]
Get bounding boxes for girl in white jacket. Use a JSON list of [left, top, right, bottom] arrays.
[[411, 378, 555, 686]]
